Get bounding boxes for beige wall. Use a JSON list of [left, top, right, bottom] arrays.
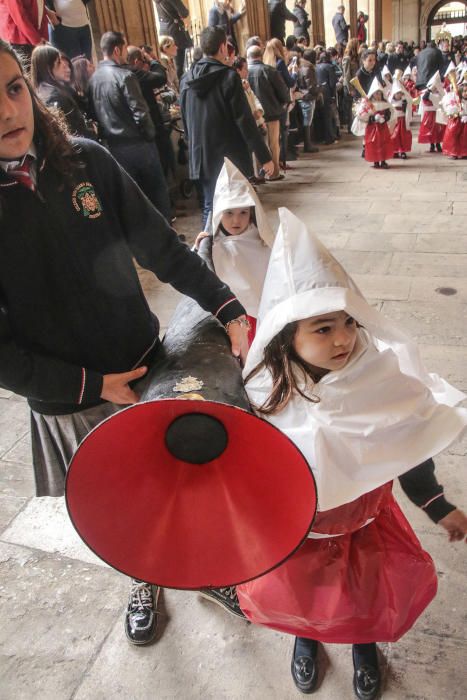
[[382, 0, 392, 40]]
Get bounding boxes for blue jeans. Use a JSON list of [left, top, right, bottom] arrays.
[[110, 141, 172, 222], [298, 100, 316, 127], [49, 23, 92, 61]]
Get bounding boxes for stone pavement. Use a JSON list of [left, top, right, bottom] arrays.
[[1, 132, 466, 700]]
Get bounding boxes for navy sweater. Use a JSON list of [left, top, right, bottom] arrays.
[[0, 138, 244, 414]]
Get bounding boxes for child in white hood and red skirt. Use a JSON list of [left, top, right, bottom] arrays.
[[195, 158, 274, 346], [236, 208, 467, 699], [389, 77, 413, 159], [418, 70, 447, 152], [351, 77, 395, 169]]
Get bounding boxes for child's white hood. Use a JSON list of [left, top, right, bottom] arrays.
[[211, 158, 274, 245], [211, 159, 273, 316], [244, 209, 467, 512]]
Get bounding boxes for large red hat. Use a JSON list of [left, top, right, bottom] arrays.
[[66, 399, 316, 589]]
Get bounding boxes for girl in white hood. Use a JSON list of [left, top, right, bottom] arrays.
[[236, 209, 467, 699], [352, 77, 395, 169], [197, 158, 274, 344]]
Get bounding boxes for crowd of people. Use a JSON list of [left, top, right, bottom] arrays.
[[1, 3, 467, 700]]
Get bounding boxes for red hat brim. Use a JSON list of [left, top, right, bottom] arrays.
[[66, 399, 317, 589]]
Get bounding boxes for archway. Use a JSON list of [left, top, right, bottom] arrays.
[[426, 1, 467, 41]]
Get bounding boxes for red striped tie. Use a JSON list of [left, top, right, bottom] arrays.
[[7, 155, 36, 192]]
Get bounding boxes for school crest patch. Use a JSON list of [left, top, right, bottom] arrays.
[[72, 182, 103, 219]]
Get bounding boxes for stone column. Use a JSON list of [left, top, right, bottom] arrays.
[[243, 0, 270, 41], [311, 0, 326, 46]]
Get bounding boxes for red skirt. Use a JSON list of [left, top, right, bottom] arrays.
[[461, 121, 467, 157], [442, 118, 465, 157], [418, 111, 446, 143], [237, 484, 437, 643], [391, 116, 412, 153], [364, 122, 394, 162]]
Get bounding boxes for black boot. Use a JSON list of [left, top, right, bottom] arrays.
[[373, 162, 381, 168], [429, 143, 436, 152], [291, 637, 319, 694], [352, 644, 380, 700], [436, 142, 442, 153]]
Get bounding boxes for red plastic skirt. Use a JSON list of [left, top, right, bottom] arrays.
[[442, 118, 467, 158], [391, 116, 412, 153], [418, 111, 446, 143], [237, 484, 437, 644], [364, 122, 394, 162]]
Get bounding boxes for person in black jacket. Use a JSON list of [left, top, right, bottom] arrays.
[[247, 44, 290, 178], [154, 0, 192, 78], [386, 41, 409, 74], [208, 1, 246, 53], [180, 26, 273, 226], [0, 37, 251, 648], [88, 31, 172, 221], [356, 48, 382, 94], [415, 41, 444, 89], [268, 0, 298, 43], [30, 43, 90, 137], [315, 50, 338, 145]]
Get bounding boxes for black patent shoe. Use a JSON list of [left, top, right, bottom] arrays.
[[429, 143, 436, 152], [352, 644, 381, 700], [436, 143, 442, 153], [291, 637, 319, 694], [125, 579, 159, 645], [199, 586, 247, 620]]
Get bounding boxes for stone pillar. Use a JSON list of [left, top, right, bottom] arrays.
[[89, 0, 159, 56], [392, 0, 420, 44], [349, 0, 358, 39], [368, 0, 383, 42], [243, 0, 270, 42], [311, 0, 326, 46]]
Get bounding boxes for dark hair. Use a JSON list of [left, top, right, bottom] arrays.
[[285, 35, 297, 51], [245, 322, 321, 415], [245, 36, 261, 50], [59, 52, 73, 81], [0, 40, 82, 185], [71, 56, 90, 96], [127, 46, 143, 64], [361, 48, 376, 61], [30, 44, 62, 89], [232, 56, 247, 71], [318, 50, 331, 63], [303, 48, 316, 64], [100, 31, 125, 57], [200, 26, 227, 56]]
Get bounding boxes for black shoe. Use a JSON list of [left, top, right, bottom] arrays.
[[125, 580, 159, 645], [400, 152, 407, 159], [393, 152, 399, 158], [199, 586, 247, 619], [373, 162, 381, 169], [380, 161, 389, 169], [429, 143, 436, 152], [352, 644, 380, 700], [361, 146, 365, 158], [291, 637, 318, 694], [436, 142, 442, 152]]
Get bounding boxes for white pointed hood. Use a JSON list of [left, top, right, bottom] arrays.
[[445, 60, 457, 77], [381, 64, 392, 83], [212, 158, 274, 246], [403, 65, 412, 79], [427, 70, 445, 95], [211, 159, 274, 317], [244, 209, 467, 512], [367, 77, 386, 98]]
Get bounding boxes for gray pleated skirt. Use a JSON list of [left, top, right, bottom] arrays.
[[31, 402, 121, 497]]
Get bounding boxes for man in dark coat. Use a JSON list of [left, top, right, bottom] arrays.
[[387, 41, 410, 74], [332, 5, 349, 46], [415, 41, 444, 89], [268, 0, 298, 43], [180, 26, 273, 226], [154, 0, 192, 77]]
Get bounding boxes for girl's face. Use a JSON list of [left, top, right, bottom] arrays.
[[53, 56, 71, 82], [394, 90, 403, 100], [0, 52, 34, 160], [220, 207, 251, 235], [293, 311, 358, 373], [373, 90, 384, 101], [164, 42, 178, 58]]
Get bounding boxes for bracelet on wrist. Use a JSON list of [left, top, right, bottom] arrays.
[[225, 317, 251, 332]]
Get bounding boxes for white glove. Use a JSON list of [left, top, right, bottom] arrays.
[[375, 114, 385, 124], [462, 115, 467, 124]]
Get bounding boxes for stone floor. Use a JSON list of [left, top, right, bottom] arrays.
[[1, 130, 466, 700]]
